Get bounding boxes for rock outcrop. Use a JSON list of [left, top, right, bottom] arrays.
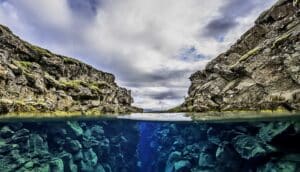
[[0, 24, 141, 115], [175, 0, 300, 112]]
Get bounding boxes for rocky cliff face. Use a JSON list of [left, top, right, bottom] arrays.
[[176, 0, 300, 112], [0, 25, 141, 115]]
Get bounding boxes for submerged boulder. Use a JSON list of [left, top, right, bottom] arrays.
[[258, 161, 297, 172], [258, 122, 292, 142], [0, 126, 14, 138], [66, 121, 83, 137], [198, 152, 215, 168], [174, 160, 191, 172], [50, 158, 64, 172], [233, 134, 276, 159]]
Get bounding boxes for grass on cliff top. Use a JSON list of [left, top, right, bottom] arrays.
[[62, 57, 80, 65], [27, 44, 52, 57]]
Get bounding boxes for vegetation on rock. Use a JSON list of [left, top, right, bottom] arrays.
[[175, 0, 300, 112], [0, 24, 142, 115]]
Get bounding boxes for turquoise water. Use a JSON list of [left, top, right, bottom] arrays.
[[0, 113, 300, 172]]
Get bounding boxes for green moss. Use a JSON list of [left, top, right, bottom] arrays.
[[19, 61, 33, 69], [89, 84, 101, 92], [63, 57, 79, 64], [240, 47, 262, 62], [58, 79, 111, 93], [23, 72, 36, 82], [13, 60, 31, 73], [12, 100, 37, 112], [230, 46, 262, 68], [272, 32, 292, 49], [94, 81, 112, 89], [168, 106, 183, 112], [270, 95, 285, 102], [60, 80, 84, 90], [27, 44, 52, 57], [44, 73, 61, 87]]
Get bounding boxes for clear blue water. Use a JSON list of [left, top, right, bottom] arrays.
[[0, 113, 300, 172]]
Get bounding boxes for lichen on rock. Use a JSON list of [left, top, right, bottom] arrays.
[[174, 0, 300, 112], [0, 24, 142, 115]]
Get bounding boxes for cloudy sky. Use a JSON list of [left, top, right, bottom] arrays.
[[0, 0, 276, 110]]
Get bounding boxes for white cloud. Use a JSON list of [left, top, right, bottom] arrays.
[[0, 0, 276, 110]]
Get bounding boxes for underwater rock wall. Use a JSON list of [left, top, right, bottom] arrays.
[[0, 120, 139, 172], [148, 121, 300, 172], [175, 0, 300, 112]]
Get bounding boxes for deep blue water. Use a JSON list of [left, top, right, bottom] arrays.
[[138, 122, 162, 172]]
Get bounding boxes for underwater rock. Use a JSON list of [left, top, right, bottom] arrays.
[[258, 122, 292, 142], [65, 140, 82, 153], [28, 134, 48, 153], [258, 161, 297, 172], [173, 0, 300, 112], [148, 121, 300, 171], [0, 121, 139, 171], [59, 152, 78, 172], [207, 127, 221, 145], [9, 128, 30, 143], [82, 148, 98, 167], [95, 164, 106, 172], [233, 134, 276, 159], [0, 126, 14, 138], [174, 160, 191, 172], [198, 152, 215, 168], [66, 121, 83, 138], [50, 158, 64, 172]]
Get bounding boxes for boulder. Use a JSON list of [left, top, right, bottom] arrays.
[[258, 122, 292, 142], [28, 134, 48, 153], [83, 148, 98, 167], [198, 152, 215, 168], [50, 158, 64, 172], [258, 161, 297, 172], [0, 126, 14, 138], [65, 140, 82, 153], [233, 135, 276, 159], [66, 121, 83, 137], [174, 160, 191, 172]]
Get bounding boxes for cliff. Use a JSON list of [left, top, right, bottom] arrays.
[[0, 25, 141, 115], [175, 0, 300, 112]]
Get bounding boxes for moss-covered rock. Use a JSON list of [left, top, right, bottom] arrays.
[[0, 23, 142, 115], [175, 0, 300, 112]]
